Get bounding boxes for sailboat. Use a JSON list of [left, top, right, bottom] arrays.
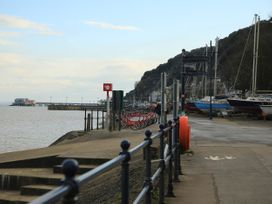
[[194, 96, 231, 113], [227, 14, 272, 114], [187, 38, 231, 113], [259, 105, 272, 116]]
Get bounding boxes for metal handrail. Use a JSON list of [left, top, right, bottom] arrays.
[[30, 119, 182, 204], [30, 186, 69, 204], [132, 138, 171, 204], [30, 155, 127, 204], [129, 140, 149, 155]]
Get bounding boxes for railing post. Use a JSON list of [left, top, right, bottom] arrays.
[[176, 117, 182, 175], [87, 113, 91, 131], [61, 159, 79, 204], [159, 124, 165, 204], [144, 130, 153, 204], [166, 121, 175, 197], [173, 118, 180, 181], [120, 140, 131, 204]]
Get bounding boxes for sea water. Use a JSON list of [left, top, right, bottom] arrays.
[[0, 105, 87, 153]]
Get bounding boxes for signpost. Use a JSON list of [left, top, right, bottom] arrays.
[[103, 83, 112, 130]]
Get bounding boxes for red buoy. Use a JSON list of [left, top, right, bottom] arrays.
[[179, 116, 190, 151]]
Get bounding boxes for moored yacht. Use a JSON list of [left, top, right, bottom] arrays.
[[227, 14, 272, 114], [227, 96, 272, 114], [259, 104, 272, 115]]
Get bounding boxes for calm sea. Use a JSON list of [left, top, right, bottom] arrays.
[[0, 106, 86, 153]]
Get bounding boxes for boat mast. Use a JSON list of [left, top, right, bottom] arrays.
[[252, 14, 260, 96], [214, 37, 219, 96], [254, 15, 260, 95], [204, 44, 208, 96], [200, 46, 206, 98]]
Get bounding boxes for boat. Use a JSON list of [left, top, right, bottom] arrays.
[[260, 104, 272, 115], [194, 96, 231, 113], [227, 14, 272, 114], [228, 96, 272, 114], [185, 38, 231, 114], [185, 101, 200, 112]]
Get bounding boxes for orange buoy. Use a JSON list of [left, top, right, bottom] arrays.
[[179, 116, 189, 151]]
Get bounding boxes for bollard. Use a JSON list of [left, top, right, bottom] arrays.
[[159, 124, 165, 204], [61, 159, 79, 204], [166, 121, 175, 197], [173, 118, 180, 182], [144, 130, 153, 204], [120, 140, 131, 204], [87, 113, 91, 131]]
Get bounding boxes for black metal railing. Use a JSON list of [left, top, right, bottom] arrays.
[[30, 118, 182, 204]]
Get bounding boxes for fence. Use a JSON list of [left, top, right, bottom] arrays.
[[84, 109, 106, 131], [121, 111, 158, 130], [30, 118, 182, 204]]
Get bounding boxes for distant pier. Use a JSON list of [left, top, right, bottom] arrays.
[[37, 103, 106, 111]]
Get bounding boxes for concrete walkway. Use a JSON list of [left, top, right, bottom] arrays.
[[1, 115, 272, 203], [166, 116, 272, 204]]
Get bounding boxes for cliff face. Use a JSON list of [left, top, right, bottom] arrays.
[[126, 20, 272, 101]]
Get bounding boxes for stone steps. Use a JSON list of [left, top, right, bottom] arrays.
[[0, 156, 108, 203], [53, 164, 98, 174], [0, 190, 39, 204], [0, 172, 62, 190], [56, 156, 110, 165], [20, 184, 58, 196]]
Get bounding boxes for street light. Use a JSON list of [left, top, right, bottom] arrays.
[[209, 41, 213, 120], [181, 49, 186, 112]]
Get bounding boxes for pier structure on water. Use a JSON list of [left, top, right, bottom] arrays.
[[35, 102, 101, 109]]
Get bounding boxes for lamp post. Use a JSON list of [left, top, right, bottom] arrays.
[[181, 49, 186, 113], [209, 41, 213, 120], [214, 37, 219, 96]]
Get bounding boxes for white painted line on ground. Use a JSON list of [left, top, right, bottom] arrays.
[[204, 155, 237, 160]]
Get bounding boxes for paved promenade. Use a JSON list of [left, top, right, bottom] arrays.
[[166, 116, 272, 204], [0, 115, 271, 203]]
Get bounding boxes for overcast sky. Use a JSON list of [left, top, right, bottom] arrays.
[[0, 0, 271, 104]]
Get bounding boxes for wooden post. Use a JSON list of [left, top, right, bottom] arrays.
[[102, 111, 105, 129], [84, 109, 87, 131], [87, 113, 91, 131], [97, 110, 99, 130], [91, 110, 93, 130]]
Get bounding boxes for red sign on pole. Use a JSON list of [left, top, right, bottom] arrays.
[[103, 83, 112, 92]]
